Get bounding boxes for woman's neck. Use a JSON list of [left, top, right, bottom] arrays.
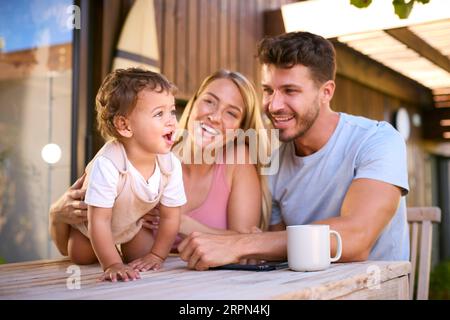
[[182, 162, 214, 176]]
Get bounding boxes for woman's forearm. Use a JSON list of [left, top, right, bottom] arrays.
[[48, 208, 70, 256], [47, 175, 87, 256], [179, 215, 238, 237]]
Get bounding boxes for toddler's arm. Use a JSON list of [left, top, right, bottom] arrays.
[[89, 206, 139, 281], [129, 205, 180, 271]]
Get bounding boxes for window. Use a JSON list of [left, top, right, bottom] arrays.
[[0, 0, 74, 262]]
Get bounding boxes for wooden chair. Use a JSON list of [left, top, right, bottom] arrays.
[[407, 207, 441, 300]]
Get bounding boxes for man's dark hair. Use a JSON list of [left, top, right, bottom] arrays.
[[257, 31, 336, 85]]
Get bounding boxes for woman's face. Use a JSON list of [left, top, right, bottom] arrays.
[[188, 78, 245, 149]]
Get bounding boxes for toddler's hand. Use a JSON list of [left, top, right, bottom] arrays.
[[100, 263, 140, 282], [129, 252, 165, 272]]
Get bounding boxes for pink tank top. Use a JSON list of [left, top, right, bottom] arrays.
[[172, 164, 231, 250], [187, 164, 230, 228]]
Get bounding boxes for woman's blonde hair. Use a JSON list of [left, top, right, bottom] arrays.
[[174, 69, 272, 230]]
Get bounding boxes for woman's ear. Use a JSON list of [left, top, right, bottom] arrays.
[[113, 115, 133, 138]]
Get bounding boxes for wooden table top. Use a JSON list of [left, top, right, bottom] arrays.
[[0, 256, 410, 300]]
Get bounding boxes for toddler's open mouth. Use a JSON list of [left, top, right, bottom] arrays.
[[163, 131, 175, 145]]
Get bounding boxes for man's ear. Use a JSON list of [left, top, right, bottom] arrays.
[[113, 115, 133, 138], [320, 80, 335, 104]]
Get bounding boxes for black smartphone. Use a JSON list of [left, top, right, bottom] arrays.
[[210, 261, 288, 271]]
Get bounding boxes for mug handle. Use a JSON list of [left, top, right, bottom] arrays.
[[330, 230, 342, 262]]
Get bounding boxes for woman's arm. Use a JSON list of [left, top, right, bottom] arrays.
[[226, 161, 262, 233], [179, 215, 238, 236], [48, 175, 87, 255]]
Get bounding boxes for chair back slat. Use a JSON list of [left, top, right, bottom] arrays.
[[417, 221, 433, 300], [407, 207, 441, 300], [407, 207, 441, 223], [409, 222, 419, 300]]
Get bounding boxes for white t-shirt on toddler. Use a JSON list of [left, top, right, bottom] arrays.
[[85, 152, 186, 208]]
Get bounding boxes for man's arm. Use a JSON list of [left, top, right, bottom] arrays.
[[178, 231, 288, 270], [313, 178, 402, 261], [178, 178, 402, 269]]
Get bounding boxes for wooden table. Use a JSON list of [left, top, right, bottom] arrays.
[[0, 257, 410, 300]]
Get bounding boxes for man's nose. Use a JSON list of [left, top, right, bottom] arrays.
[[268, 91, 284, 113]]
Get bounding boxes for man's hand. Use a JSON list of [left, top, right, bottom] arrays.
[[50, 174, 87, 225], [178, 232, 242, 270]]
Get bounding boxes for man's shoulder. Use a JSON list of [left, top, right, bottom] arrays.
[[340, 112, 378, 131], [340, 112, 400, 141]]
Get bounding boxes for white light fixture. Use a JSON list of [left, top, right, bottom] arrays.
[[394, 107, 411, 141], [412, 113, 422, 127], [41, 143, 62, 164], [281, 0, 450, 38]]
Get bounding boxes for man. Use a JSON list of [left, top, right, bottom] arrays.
[[177, 31, 409, 270]]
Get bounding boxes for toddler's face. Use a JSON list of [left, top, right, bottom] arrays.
[[127, 89, 177, 154]]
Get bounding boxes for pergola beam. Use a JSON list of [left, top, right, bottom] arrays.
[[385, 27, 450, 74]]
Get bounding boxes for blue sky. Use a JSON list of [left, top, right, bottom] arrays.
[[0, 0, 73, 53]]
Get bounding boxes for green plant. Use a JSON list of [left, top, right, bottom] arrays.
[[429, 260, 450, 300], [0, 257, 5, 264], [350, 0, 431, 19]]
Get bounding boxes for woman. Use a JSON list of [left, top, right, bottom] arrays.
[[49, 70, 271, 256]]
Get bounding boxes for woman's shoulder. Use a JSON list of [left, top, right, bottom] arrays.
[[223, 144, 258, 183]]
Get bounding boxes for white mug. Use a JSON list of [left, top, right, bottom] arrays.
[[287, 224, 342, 272]]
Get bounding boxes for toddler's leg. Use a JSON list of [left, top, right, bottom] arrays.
[[68, 227, 97, 265], [121, 228, 154, 263]]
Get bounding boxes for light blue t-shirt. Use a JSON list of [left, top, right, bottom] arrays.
[[269, 112, 410, 261]]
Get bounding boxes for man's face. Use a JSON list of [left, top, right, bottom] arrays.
[[261, 64, 321, 142]]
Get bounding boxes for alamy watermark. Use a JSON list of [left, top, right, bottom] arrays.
[[175, 122, 280, 176], [66, 265, 81, 289], [366, 265, 381, 290], [66, 5, 81, 30]]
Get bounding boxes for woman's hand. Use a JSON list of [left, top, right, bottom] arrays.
[[50, 174, 87, 225], [141, 205, 161, 230], [99, 262, 140, 282], [129, 252, 165, 272]]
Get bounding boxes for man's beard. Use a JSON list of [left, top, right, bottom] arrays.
[[277, 101, 320, 142]]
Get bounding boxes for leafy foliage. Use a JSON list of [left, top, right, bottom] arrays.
[[350, 0, 431, 19], [350, 0, 372, 8], [429, 260, 450, 300]]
